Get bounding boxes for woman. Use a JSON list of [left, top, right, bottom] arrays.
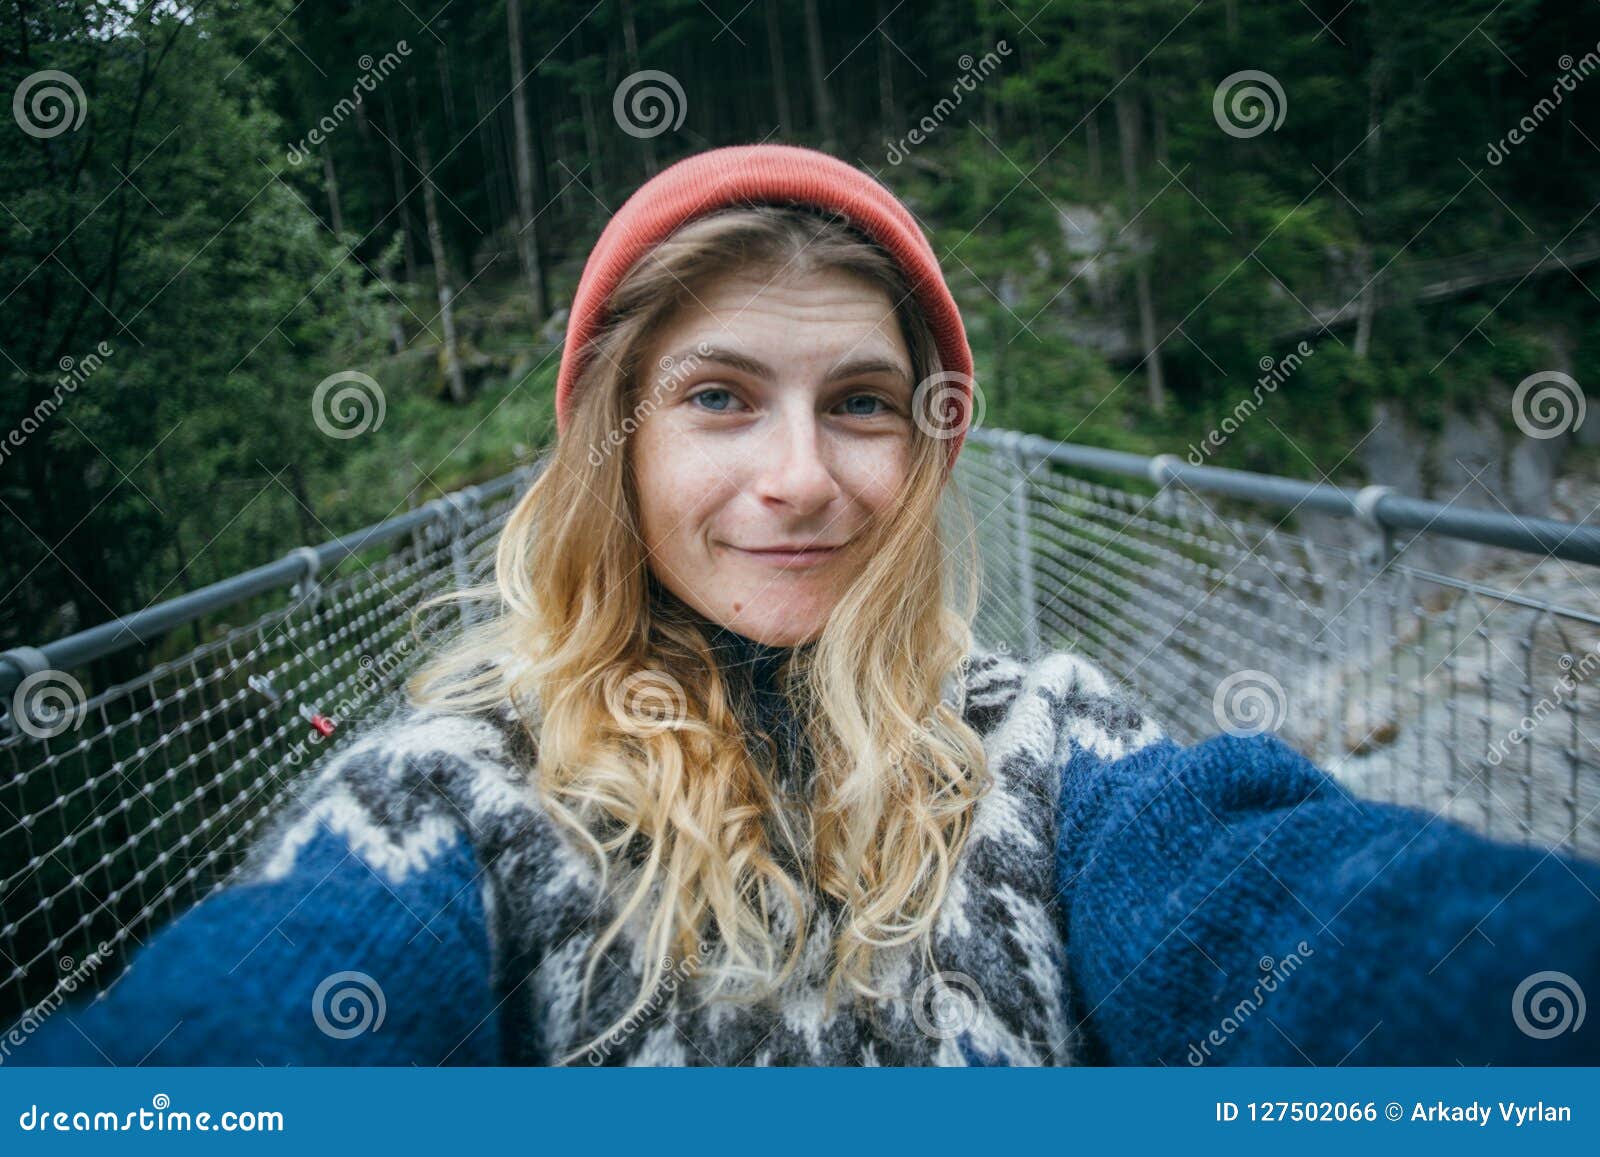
[[16, 144, 1600, 1067]]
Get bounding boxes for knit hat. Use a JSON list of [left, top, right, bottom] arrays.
[[555, 143, 975, 466]]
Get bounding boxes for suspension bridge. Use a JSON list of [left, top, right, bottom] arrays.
[[2, 426, 1597, 1033]]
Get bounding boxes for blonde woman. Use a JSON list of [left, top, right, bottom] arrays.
[[21, 144, 1600, 1067]]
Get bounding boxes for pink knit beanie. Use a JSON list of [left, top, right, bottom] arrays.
[[554, 143, 975, 465]]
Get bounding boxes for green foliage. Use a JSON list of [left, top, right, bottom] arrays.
[[3, 0, 1597, 667]]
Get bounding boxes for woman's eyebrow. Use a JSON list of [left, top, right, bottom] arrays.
[[684, 345, 774, 379], [677, 344, 912, 386], [827, 355, 913, 387]]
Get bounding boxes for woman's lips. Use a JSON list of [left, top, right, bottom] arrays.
[[725, 544, 842, 568]]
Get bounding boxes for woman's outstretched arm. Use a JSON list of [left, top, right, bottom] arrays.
[[10, 748, 501, 1067], [1057, 730, 1600, 1065]]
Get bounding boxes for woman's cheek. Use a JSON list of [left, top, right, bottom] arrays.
[[855, 451, 911, 509]]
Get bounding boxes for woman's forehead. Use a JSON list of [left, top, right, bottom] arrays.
[[650, 267, 911, 369]]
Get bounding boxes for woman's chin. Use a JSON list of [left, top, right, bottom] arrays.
[[724, 606, 827, 647]]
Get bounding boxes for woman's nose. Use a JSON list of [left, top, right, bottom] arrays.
[[753, 412, 839, 513]]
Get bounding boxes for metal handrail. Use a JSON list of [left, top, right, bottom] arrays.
[[966, 428, 1600, 565], [0, 466, 537, 702], [2, 425, 1596, 1036], [7, 431, 1595, 703]]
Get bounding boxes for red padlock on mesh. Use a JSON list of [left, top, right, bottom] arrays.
[[298, 703, 336, 738]]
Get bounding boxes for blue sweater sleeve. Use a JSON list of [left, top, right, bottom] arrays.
[[13, 814, 500, 1067], [1058, 731, 1600, 1066]]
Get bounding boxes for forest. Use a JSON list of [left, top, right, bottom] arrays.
[[3, 0, 1598, 672]]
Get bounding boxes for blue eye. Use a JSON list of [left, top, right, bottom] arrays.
[[841, 394, 887, 416], [686, 389, 891, 416], [690, 388, 736, 412]]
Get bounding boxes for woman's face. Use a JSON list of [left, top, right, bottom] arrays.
[[631, 264, 917, 647]]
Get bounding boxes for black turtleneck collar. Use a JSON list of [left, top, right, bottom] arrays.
[[649, 577, 816, 793], [702, 618, 799, 695], [649, 575, 810, 688]]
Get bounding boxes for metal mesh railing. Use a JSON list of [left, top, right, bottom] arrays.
[[961, 429, 1600, 862], [1, 471, 532, 1036], [3, 429, 1597, 1036]]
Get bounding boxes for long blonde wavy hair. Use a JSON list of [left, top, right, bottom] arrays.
[[405, 202, 991, 1064]]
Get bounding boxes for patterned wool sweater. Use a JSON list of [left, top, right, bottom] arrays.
[[16, 630, 1600, 1067], [255, 629, 1161, 1067]]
